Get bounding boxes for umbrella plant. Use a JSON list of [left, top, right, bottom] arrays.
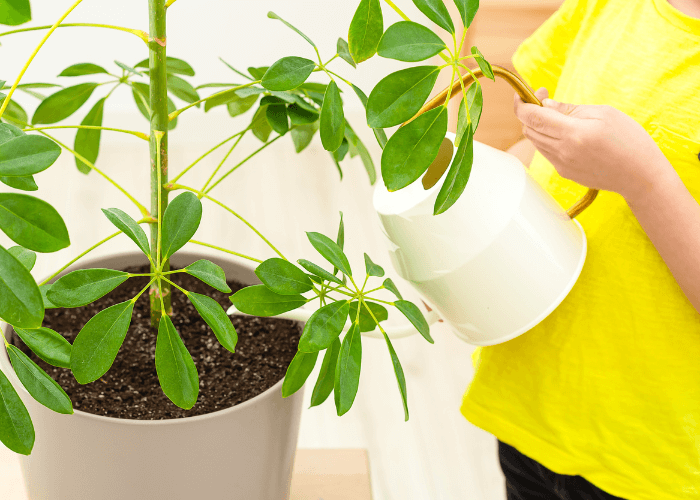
[[0, 0, 486, 457]]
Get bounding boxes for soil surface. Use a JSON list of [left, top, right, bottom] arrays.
[[11, 264, 302, 420]]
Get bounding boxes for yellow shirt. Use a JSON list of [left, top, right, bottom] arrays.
[[460, 0, 700, 498]]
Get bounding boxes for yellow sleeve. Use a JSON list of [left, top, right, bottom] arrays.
[[512, 0, 589, 94]]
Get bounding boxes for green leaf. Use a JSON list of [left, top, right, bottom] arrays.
[[455, 82, 482, 147], [344, 120, 378, 184], [101, 208, 150, 256], [363, 253, 384, 277], [13, 327, 71, 369], [349, 301, 388, 332], [297, 259, 344, 285], [39, 284, 57, 309], [261, 57, 316, 92], [74, 97, 105, 174], [32, 83, 98, 125], [135, 56, 195, 76], [230, 285, 307, 317], [0, 175, 37, 191], [47, 268, 129, 308], [267, 11, 316, 47], [255, 258, 313, 295], [131, 81, 150, 119], [334, 139, 349, 164], [287, 103, 318, 126], [412, 0, 455, 34], [167, 74, 200, 104], [161, 192, 202, 259], [0, 369, 34, 456], [281, 350, 318, 398], [266, 104, 289, 136], [248, 67, 269, 80], [378, 21, 447, 62], [8, 246, 35, 271], [381, 106, 447, 191], [383, 278, 403, 299], [334, 322, 362, 416], [203, 88, 242, 111], [0, 134, 61, 176], [58, 63, 109, 77], [395, 300, 433, 343], [114, 60, 143, 76], [155, 315, 199, 410], [217, 58, 251, 80], [250, 105, 273, 142], [185, 260, 231, 293], [0, 244, 43, 328], [336, 211, 345, 250], [348, 0, 383, 64], [319, 81, 344, 152], [7, 345, 73, 414], [309, 337, 341, 407], [454, 0, 479, 28], [471, 46, 494, 80], [337, 38, 356, 68], [0, 0, 31, 26], [306, 232, 352, 276], [383, 331, 409, 420], [366, 66, 439, 128], [434, 126, 473, 215], [227, 94, 259, 118], [0, 175, 39, 191], [71, 301, 134, 384], [298, 300, 350, 352], [0, 97, 28, 127], [290, 122, 319, 153], [0, 193, 70, 252]]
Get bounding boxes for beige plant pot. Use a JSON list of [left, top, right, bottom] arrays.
[[0, 251, 305, 500]]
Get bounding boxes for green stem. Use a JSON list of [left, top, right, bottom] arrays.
[[132, 278, 158, 303], [188, 240, 263, 263], [165, 0, 177, 7], [26, 125, 148, 141], [362, 296, 395, 306], [204, 134, 283, 193], [363, 285, 384, 295], [0, 0, 86, 119], [200, 130, 246, 193], [170, 129, 246, 183], [323, 53, 339, 66], [39, 231, 122, 286], [168, 81, 262, 121], [161, 276, 189, 295], [0, 23, 149, 43], [148, 0, 170, 328], [324, 69, 352, 87], [28, 128, 150, 217]]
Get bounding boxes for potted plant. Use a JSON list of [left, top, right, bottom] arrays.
[[0, 0, 485, 497]]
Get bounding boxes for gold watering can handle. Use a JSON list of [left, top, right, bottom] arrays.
[[404, 65, 598, 219]]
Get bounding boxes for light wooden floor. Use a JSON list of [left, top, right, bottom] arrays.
[[0, 109, 506, 500]]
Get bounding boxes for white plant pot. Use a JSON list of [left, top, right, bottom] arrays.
[[0, 251, 304, 500], [373, 133, 587, 346]]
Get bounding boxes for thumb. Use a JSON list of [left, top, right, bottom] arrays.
[[542, 97, 577, 116]]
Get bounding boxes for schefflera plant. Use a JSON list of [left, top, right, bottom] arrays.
[[0, 0, 431, 457], [350, 0, 492, 215]]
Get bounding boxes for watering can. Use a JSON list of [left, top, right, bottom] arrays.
[[229, 66, 596, 345]]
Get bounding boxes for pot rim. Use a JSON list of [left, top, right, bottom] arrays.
[[0, 249, 297, 427]]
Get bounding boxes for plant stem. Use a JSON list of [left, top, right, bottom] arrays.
[[168, 81, 262, 121], [27, 128, 150, 217], [26, 125, 148, 141], [188, 240, 263, 263], [0, 0, 85, 119], [169, 129, 246, 183], [148, 0, 170, 327], [0, 23, 149, 43], [200, 131, 246, 193], [165, 0, 177, 7], [204, 134, 283, 193]]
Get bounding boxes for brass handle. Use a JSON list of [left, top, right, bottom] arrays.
[[404, 64, 598, 219]]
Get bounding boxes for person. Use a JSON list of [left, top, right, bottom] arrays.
[[459, 0, 700, 498]]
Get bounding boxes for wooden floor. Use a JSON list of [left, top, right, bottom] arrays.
[[0, 110, 506, 500]]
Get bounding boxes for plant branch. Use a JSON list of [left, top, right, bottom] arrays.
[[0, 0, 86, 119], [26, 125, 148, 141], [28, 127, 150, 217], [200, 130, 246, 193], [165, 0, 177, 7], [188, 240, 263, 263], [168, 81, 262, 121], [169, 129, 246, 183], [0, 23, 149, 43]]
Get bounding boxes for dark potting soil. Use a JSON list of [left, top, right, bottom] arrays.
[[11, 264, 302, 420]]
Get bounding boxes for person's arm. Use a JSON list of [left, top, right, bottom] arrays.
[[514, 88, 700, 315]]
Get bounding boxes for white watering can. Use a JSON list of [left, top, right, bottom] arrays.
[[230, 66, 596, 345]]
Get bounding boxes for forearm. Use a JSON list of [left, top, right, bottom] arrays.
[[626, 163, 700, 315]]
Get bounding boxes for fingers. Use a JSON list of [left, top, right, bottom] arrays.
[[542, 98, 577, 116], [534, 87, 549, 102], [522, 123, 560, 153], [514, 91, 574, 139]]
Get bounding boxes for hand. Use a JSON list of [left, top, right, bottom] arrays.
[[513, 87, 674, 203]]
